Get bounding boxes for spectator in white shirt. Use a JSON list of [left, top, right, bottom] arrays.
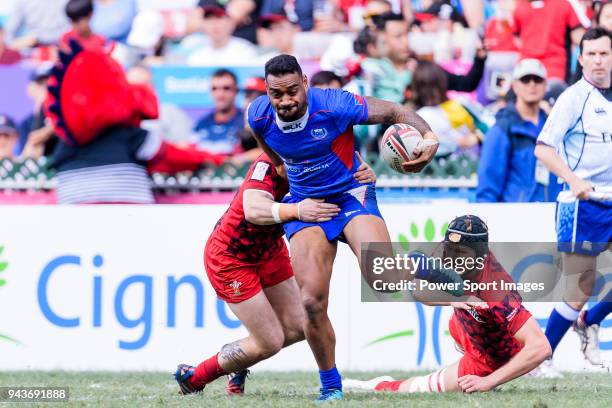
[[187, 0, 257, 66]]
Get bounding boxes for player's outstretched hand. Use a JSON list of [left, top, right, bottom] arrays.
[[353, 151, 376, 184], [298, 198, 340, 222], [401, 131, 439, 173], [458, 374, 494, 393]]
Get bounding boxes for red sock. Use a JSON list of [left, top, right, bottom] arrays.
[[189, 353, 227, 389], [374, 380, 403, 392]]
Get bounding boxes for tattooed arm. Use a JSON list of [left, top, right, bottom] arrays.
[[364, 96, 439, 173]]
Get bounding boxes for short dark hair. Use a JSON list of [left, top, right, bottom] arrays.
[[411, 61, 448, 107], [580, 27, 612, 54], [310, 71, 342, 87], [354, 26, 378, 55], [264, 54, 302, 79], [212, 68, 238, 84], [65, 0, 93, 22], [374, 12, 405, 31]]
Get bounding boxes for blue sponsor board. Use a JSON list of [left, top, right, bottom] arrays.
[[151, 66, 264, 108]]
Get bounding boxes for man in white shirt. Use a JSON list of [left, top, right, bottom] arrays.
[[534, 27, 612, 376], [187, 0, 257, 66]]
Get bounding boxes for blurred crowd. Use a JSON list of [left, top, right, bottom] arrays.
[[0, 0, 611, 203]]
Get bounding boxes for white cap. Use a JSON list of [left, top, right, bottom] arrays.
[[127, 10, 165, 50], [513, 59, 547, 80]]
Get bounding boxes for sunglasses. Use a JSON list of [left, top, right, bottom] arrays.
[[211, 85, 236, 92], [519, 75, 545, 84]]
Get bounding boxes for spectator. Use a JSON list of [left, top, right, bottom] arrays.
[[187, 1, 257, 66], [477, 59, 561, 202], [484, 0, 519, 52], [232, 76, 266, 161], [361, 13, 412, 103], [91, 0, 137, 43], [125, 10, 166, 65], [90, 0, 137, 43], [193, 69, 244, 154], [19, 64, 57, 159], [596, 0, 612, 30], [260, 0, 314, 31], [310, 70, 343, 88], [126, 65, 194, 144], [0, 25, 21, 65], [513, 0, 589, 83], [4, 0, 70, 49], [411, 61, 481, 156], [0, 114, 19, 160], [241, 76, 267, 110], [226, 0, 264, 44], [60, 0, 106, 51], [353, 25, 381, 59], [256, 13, 299, 55]]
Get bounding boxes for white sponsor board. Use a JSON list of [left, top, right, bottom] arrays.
[[0, 204, 609, 372]]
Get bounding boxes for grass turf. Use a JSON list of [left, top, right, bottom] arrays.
[[0, 371, 610, 407]]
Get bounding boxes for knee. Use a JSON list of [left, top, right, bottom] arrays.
[[254, 330, 285, 359], [283, 325, 305, 346], [301, 293, 327, 322]]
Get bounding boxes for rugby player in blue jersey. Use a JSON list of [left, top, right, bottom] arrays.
[[246, 54, 448, 401]]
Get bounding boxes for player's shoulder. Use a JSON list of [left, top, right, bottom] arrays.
[[560, 78, 594, 103], [247, 95, 274, 122], [310, 87, 364, 114]]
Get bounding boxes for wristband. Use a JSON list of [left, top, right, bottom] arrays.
[[297, 201, 302, 221], [271, 202, 282, 223]]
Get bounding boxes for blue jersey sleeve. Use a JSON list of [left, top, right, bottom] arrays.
[[246, 95, 273, 137], [324, 89, 369, 131]]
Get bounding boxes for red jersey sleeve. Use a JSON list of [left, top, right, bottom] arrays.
[[242, 158, 278, 196]]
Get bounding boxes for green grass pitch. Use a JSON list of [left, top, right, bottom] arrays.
[[0, 371, 610, 407]]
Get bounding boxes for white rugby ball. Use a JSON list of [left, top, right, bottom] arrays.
[[380, 124, 431, 174]]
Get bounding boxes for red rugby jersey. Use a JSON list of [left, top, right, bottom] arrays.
[[449, 253, 532, 370], [208, 154, 289, 263]]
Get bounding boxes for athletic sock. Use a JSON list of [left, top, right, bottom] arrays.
[[375, 380, 403, 392], [584, 294, 612, 326], [189, 353, 227, 390], [319, 366, 342, 391], [545, 302, 580, 354]]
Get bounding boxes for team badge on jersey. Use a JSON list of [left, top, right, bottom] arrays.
[[230, 280, 243, 296], [311, 128, 328, 140]]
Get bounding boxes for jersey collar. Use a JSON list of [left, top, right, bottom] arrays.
[[275, 109, 309, 133]]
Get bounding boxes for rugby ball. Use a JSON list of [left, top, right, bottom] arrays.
[[380, 124, 428, 174]]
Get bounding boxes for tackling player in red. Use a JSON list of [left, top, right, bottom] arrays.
[[344, 215, 552, 394], [174, 152, 375, 395]]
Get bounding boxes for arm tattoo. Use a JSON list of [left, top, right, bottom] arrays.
[[364, 96, 432, 136], [220, 341, 248, 371]]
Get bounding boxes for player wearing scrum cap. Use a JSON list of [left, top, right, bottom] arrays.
[[344, 215, 551, 394], [534, 27, 612, 376]]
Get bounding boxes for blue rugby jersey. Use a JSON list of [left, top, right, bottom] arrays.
[[247, 88, 369, 199]]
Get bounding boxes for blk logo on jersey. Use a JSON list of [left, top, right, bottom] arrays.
[[282, 122, 304, 132], [594, 107, 606, 115], [311, 128, 328, 140]]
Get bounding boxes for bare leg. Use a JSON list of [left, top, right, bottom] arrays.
[[263, 277, 306, 347], [219, 291, 287, 372], [290, 226, 337, 370]]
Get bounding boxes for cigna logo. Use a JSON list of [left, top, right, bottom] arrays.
[[38, 254, 243, 350]]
